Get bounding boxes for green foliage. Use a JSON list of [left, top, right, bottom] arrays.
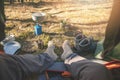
[[35, 33, 51, 46], [16, 31, 34, 42]]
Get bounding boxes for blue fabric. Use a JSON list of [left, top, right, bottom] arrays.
[[47, 62, 66, 72], [0, 53, 54, 80], [38, 71, 65, 80], [38, 62, 67, 80]]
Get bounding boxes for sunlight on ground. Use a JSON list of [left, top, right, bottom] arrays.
[[5, 0, 113, 53]]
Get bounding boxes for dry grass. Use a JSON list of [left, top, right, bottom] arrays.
[[5, 0, 113, 54]]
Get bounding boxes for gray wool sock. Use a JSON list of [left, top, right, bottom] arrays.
[[44, 41, 58, 60], [61, 40, 73, 60]]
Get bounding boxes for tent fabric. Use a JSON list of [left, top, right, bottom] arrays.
[[107, 42, 120, 61], [95, 40, 120, 61], [94, 39, 104, 59], [103, 0, 120, 58]]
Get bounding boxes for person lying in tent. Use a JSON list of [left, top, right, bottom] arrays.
[[0, 40, 113, 80]]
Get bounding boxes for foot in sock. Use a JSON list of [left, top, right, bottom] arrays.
[[44, 41, 58, 60], [61, 40, 73, 60]]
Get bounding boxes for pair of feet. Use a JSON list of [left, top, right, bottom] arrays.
[[44, 40, 73, 61]]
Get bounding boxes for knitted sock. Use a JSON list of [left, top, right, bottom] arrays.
[[61, 40, 73, 60], [44, 41, 58, 60]]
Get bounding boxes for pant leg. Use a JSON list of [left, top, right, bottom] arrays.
[[64, 53, 113, 80], [0, 53, 54, 80]]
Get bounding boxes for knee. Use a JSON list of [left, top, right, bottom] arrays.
[[82, 63, 112, 80], [92, 63, 107, 70], [87, 63, 108, 74]]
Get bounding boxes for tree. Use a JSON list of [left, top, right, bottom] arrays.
[[0, 0, 6, 51], [0, 0, 6, 42], [103, 0, 120, 57], [18, 0, 24, 3], [10, 0, 14, 4]]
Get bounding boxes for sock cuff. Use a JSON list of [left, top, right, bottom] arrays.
[[66, 53, 78, 59]]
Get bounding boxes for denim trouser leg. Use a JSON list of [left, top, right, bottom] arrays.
[[64, 53, 113, 80], [0, 53, 54, 80], [14, 53, 54, 75]]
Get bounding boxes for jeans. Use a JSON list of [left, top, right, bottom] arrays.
[[0, 53, 54, 80], [65, 53, 113, 80], [0, 53, 113, 80]]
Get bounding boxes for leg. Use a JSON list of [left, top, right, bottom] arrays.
[[0, 41, 58, 80], [0, 53, 54, 80], [12, 41, 57, 74], [61, 40, 113, 80]]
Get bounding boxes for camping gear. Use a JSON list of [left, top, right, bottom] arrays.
[[95, 40, 120, 61], [1, 35, 15, 45], [106, 42, 120, 61], [95, 40, 120, 80], [4, 41, 21, 55], [34, 23, 42, 35], [94, 39, 104, 59], [0, 35, 21, 55], [38, 62, 72, 80], [0, 35, 15, 54], [32, 12, 46, 35], [74, 33, 86, 50], [74, 33, 97, 55], [32, 12, 46, 22]]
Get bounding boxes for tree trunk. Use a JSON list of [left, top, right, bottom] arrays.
[[18, 0, 20, 2], [21, 0, 24, 3], [0, 0, 6, 41], [10, 0, 14, 4], [103, 0, 120, 56]]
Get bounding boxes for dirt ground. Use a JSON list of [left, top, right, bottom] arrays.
[[5, 0, 113, 54]]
